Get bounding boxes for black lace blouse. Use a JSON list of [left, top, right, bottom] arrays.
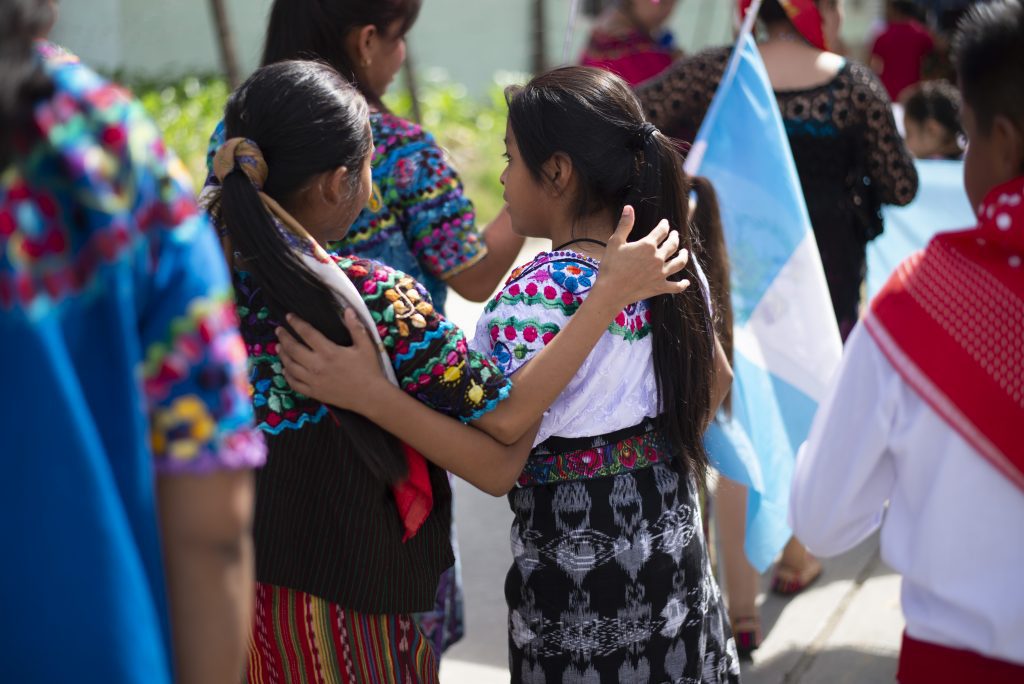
[[637, 47, 918, 337]]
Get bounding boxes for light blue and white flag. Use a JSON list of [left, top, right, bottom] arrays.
[[687, 16, 842, 571], [867, 159, 975, 301]]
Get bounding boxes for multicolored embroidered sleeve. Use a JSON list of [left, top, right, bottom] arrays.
[[338, 113, 488, 282], [141, 219, 265, 474], [471, 251, 652, 376], [1, 43, 263, 474], [124, 102, 263, 474], [338, 255, 510, 422]]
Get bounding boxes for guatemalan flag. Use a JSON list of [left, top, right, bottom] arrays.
[[687, 26, 842, 571]]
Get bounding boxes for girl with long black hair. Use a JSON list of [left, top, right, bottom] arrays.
[[209, 58, 690, 682], [203, 1, 528, 651], [283, 65, 739, 683]]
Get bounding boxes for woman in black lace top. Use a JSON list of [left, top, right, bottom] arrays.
[[638, 0, 918, 342]]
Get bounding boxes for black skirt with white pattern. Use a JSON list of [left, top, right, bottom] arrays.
[[506, 456, 741, 684]]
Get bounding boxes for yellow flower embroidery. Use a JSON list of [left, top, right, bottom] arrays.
[[443, 365, 462, 383], [467, 381, 484, 405], [151, 395, 216, 462]]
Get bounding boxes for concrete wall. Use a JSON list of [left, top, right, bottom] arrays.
[[50, 0, 882, 92]]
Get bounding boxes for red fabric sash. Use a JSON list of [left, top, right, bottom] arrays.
[[392, 443, 434, 542], [738, 0, 828, 51], [866, 176, 1024, 492], [898, 633, 1024, 683]]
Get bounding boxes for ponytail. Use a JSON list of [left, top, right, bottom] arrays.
[[0, 0, 55, 168], [219, 165, 409, 485], [626, 129, 714, 483], [216, 61, 407, 486], [689, 176, 733, 415]]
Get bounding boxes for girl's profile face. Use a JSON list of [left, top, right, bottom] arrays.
[[499, 122, 550, 239], [363, 19, 408, 99]]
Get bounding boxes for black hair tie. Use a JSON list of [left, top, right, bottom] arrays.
[[631, 122, 659, 150]]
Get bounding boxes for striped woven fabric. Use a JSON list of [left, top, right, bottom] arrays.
[[246, 583, 439, 684]]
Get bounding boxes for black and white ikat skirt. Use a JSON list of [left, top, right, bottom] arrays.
[[506, 462, 741, 683]]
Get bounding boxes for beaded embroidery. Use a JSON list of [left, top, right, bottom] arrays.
[[237, 253, 510, 434]]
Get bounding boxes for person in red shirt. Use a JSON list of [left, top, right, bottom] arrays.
[[871, 1, 935, 101]]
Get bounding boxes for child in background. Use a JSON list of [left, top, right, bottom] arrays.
[[870, 1, 935, 102], [581, 0, 682, 86], [902, 80, 965, 160], [791, 2, 1024, 681]]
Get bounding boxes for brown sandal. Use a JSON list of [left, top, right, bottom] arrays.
[[770, 557, 822, 596]]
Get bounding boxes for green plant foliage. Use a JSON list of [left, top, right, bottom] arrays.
[[135, 70, 522, 221], [136, 76, 229, 188]]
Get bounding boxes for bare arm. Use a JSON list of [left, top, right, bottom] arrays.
[[470, 212, 689, 443], [708, 333, 734, 428], [279, 207, 690, 447], [444, 206, 525, 302], [157, 469, 255, 684], [281, 308, 540, 496]]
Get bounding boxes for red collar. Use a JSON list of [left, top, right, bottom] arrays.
[[866, 177, 1024, 491]]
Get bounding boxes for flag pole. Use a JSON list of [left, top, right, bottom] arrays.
[[562, 0, 584, 65], [683, 0, 764, 176], [738, 0, 764, 42]]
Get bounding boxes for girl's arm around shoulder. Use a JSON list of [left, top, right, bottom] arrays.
[[335, 254, 510, 423], [278, 308, 536, 496], [466, 210, 692, 445]]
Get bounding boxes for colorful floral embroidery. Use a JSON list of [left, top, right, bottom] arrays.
[[5, 42, 264, 476], [486, 317, 560, 374], [481, 250, 653, 369], [471, 249, 659, 448], [517, 428, 665, 486], [549, 259, 596, 293], [235, 253, 510, 433], [1, 45, 200, 316]]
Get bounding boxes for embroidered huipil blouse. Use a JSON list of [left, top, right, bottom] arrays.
[[471, 251, 660, 482], [1, 43, 264, 683]]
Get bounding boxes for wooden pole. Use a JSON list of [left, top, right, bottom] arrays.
[[531, 0, 547, 75], [402, 41, 423, 125], [208, 0, 242, 88]]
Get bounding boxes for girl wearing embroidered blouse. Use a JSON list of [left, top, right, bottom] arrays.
[[286, 66, 740, 683], [208, 59, 688, 683], [204, 1, 527, 652]]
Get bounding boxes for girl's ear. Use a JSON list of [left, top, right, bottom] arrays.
[[322, 166, 350, 206], [542, 152, 574, 196], [346, 24, 378, 68]]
